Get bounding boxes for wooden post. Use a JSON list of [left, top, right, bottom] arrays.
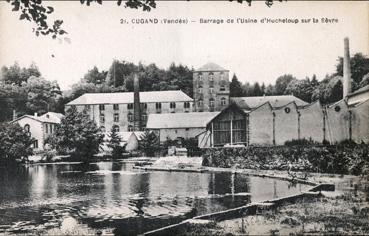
[[211, 122, 214, 148], [230, 119, 233, 145]]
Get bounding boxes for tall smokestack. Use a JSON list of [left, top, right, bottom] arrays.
[[343, 37, 352, 98], [133, 73, 141, 131]]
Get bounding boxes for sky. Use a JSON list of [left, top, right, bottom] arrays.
[[0, 1, 368, 90]]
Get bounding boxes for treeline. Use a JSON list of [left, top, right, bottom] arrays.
[[1, 53, 368, 122], [230, 53, 369, 103]]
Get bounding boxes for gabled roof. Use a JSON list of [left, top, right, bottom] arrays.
[[230, 95, 308, 110], [196, 62, 228, 72], [146, 112, 220, 129], [39, 112, 64, 123], [66, 90, 193, 105], [11, 112, 63, 124], [103, 131, 145, 142], [206, 103, 247, 126]]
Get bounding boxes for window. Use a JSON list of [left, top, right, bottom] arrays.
[[128, 125, 134, 132], [128, 113, 133, 122], [198, 99, 203, 107], [335, 106, 341, 112], [285, 107, 291, 113], [209, 72, 214, 81], [24, 124, 30, 132], [99, 104, 105, 111], [220, 85, 225, 91], [113, 104, 119, 110], [114, 113, 119, 122], [156, 102, 162, 110], [33, 140, 38, 149], [112, 125, 120, 132], [50, 124, 53, 134], [127, 103, 133, 110], [184, 102, 190, 109], [198, 86, 203, 94], [100, 114, 105, 123], [220, 72, 224, 80], [209, 87, 214, 94], [100, 126, 106, 132], [198, 73, 203, 81], [221, 97, 227, 106], [209, 98, 215, 108], [170, 102, 176, 109], [142, 113, 147, 122], [85, 105, 90, 111], [141, 103, 147, 110], [45, 124, 48, 133]]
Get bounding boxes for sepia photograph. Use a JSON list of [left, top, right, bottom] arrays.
[[0, 0, 369, 235]]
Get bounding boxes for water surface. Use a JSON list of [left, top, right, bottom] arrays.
[[0, 162, 309, 235]]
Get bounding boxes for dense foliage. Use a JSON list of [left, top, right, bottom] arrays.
[[229, 53, 369, 104], [0, 63, 62, 122], [107, 127, 124, 159], [202, 143, 369, 176], [139, 130, 159, 156], [48, 106, 104, 161], [0, 122, 34, 163]]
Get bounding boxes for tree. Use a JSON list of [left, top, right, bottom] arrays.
[[139, 130, 159, 157], [311, 75, 343, 104], [108, 127, 124, 159], [253, 82, 263, 96], [5, 0, 281, 39], [335, 53, 369, 88], [52, 106, 104, 161], [1, 62, 41, 86], [285, 77, 315, 102], [265, 84, 275, 95], [275, 74, 297, 95], [230, 74, 244, 97], [359, 73, 369, 88], [82, 66, 108, 85], [0, 122, 34, 164], [22, 76, 62, 115]]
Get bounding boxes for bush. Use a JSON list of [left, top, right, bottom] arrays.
[[202, 144, 369, 175]]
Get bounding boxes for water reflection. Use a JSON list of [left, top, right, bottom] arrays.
[[0, 162, 310, 235]]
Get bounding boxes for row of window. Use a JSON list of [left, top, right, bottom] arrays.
[[197, 72, 226, 81], [197, 86, 226, 94], [99, 113, 148, 123], [101, 125, 134, 132], [197, 98, 227, 107], [95, 102, 191, 111]]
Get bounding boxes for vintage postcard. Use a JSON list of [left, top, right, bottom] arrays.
[[0, 1, 368, 235]]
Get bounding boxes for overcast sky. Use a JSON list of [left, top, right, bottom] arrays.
[[0, 1, 368, 90]]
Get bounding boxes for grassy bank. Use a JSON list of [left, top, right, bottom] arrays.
[[202, 143, 369, 176]]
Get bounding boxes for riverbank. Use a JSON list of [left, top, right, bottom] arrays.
[[178, 177, 369, 235], [135, 159, 368, 235]]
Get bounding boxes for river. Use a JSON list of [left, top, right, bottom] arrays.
[[0, 162, 310, 235]]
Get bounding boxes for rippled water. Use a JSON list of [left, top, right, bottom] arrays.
[[0, 162, 309, 235]]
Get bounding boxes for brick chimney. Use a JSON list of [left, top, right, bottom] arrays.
[[343, 37, 352, 98], [133, 73, 141, 131]]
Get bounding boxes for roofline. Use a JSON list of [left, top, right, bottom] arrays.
[[350, 98, 369, 108], [11, 115, 60, 124], [347, 86, 369, 97], [194, 70, 230, 72], [249, 101, 273, 113], [272, 101, 298, 110], [66, 99, 194, 106], [206, 103, 247, 126], [327, 99, 348, 108], [146, 126, 206, 129], [298, 99, 322, 109]]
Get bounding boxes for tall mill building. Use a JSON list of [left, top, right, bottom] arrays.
[[193, 63, 230, 112]]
